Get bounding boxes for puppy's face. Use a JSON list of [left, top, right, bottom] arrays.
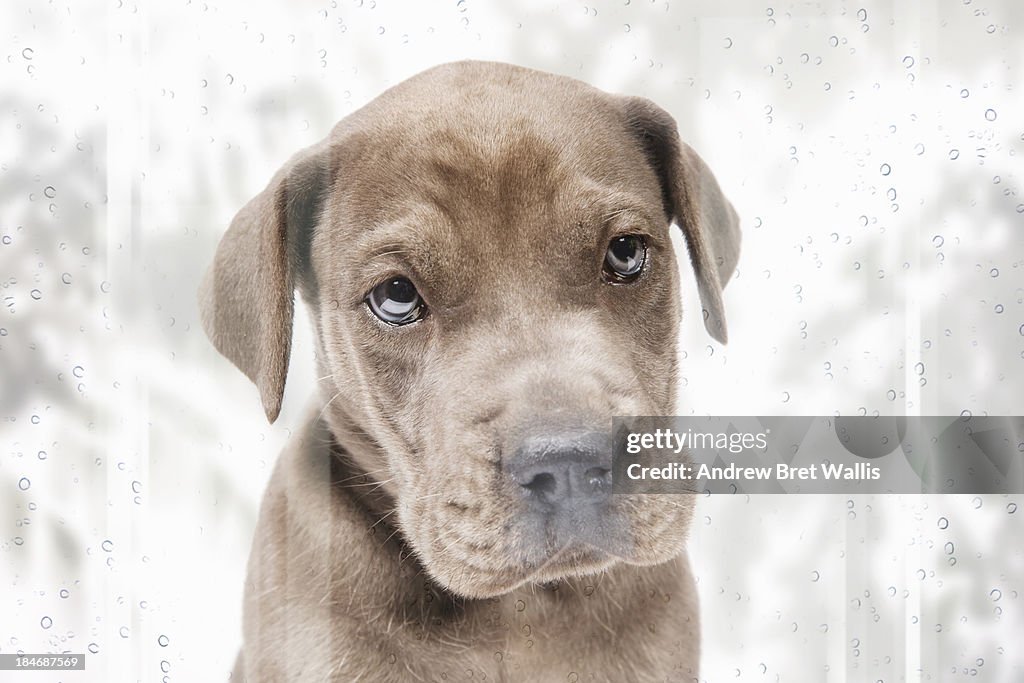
[[201, 62, 740, 598]]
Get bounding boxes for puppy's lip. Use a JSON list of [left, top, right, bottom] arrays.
[[516, 542, 620, 579]]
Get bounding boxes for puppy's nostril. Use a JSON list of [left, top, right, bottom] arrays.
[[522, 472, 558, 497], [584, 466, 611, 490], [508, 431, 612, 509]]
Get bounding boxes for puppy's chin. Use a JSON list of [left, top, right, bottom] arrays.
[[423, 547, 620, 599]]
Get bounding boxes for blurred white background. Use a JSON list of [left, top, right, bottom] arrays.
[[2, 0, 1022, 681]]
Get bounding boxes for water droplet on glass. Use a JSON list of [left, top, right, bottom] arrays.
[[18, 477, 30, 491]]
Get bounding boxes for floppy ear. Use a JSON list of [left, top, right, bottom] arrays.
[[621, 96, 741, 344], [198, 145, 329, 423]]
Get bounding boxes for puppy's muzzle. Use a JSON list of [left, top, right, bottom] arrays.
[[507, 431, 612, 515]]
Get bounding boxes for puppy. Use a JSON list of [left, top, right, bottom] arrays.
[[200, 60, 740, 682]]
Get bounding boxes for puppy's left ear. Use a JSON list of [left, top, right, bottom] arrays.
[[198, 144, 330, 423], [621, 96, 741, 344]]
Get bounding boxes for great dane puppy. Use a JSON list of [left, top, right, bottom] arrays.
[[200, 60, 740, 682]]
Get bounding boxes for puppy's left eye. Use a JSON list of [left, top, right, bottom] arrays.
[[366, 277, 425, 325], [603, 235, 647, 282]]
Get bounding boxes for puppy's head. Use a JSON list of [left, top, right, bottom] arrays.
[[200, 61, 740, 598]]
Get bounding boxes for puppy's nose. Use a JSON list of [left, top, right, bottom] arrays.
[[507, 433, 612, 509]]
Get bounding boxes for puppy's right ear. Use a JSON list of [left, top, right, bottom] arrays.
[[198, 145, 330, 423], [619, 96, 741, 344]]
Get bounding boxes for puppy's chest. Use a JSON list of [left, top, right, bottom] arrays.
[[374, 589, 692, 683]]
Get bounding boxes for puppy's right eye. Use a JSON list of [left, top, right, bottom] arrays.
[[366, 277, 425, 325], [603, 234, 647, 283]]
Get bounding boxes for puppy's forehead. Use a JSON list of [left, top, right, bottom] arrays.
[[316, 62, 670, 307], [334, 62, 663, 228]]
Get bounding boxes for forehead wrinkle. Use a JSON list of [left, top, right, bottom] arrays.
[[402, 120, 568, 215], [349, 214, 473, 305]]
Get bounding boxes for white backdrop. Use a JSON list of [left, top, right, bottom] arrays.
[[2, 0, 1022, 681]]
